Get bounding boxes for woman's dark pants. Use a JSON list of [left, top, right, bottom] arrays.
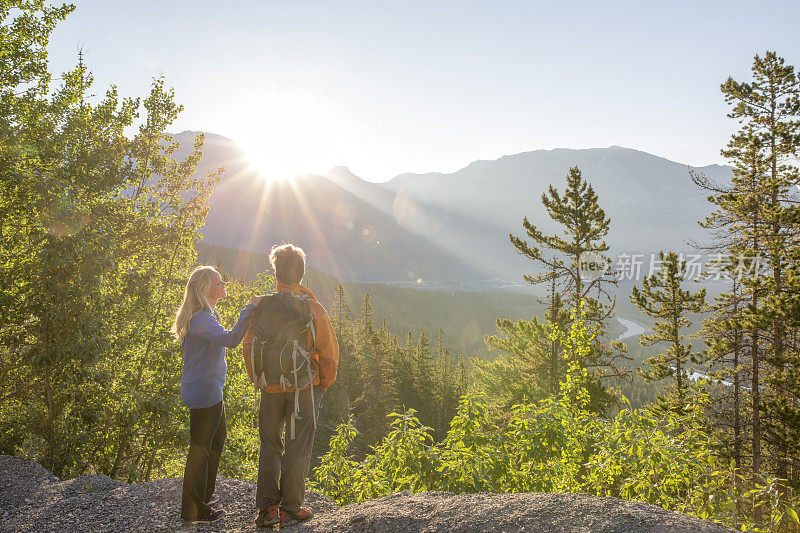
[[181, 400, 226, 521]]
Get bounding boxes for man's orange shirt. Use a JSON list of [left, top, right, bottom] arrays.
[[243, 282, 339, 392]]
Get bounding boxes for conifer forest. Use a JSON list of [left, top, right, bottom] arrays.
[[2, 2, 800, 531]]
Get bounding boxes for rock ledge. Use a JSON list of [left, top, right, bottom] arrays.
[[0, 456, 735, 532]]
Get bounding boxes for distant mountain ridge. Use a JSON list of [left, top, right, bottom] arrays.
[[173, 131, 732, 288]]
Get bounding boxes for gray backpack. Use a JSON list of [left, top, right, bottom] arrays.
[[249, 291, 318, 439]]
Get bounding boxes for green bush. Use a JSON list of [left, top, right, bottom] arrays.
[[312, 314, 799, 532]]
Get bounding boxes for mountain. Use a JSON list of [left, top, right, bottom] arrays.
[[174, 132, 732, 290], [172, 132, 483, 283], [377, 146, 732, 286]]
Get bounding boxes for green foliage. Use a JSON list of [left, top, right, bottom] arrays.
[[0, 2, 220, 480], [309, 416, 361, 505], [585, 386, 728, 518], [369, 410, 435, 493], [436, 392, 497, 492], [314, 312, 797, 531], [477, 315, 562, 408], [745, 476, 800, 532]]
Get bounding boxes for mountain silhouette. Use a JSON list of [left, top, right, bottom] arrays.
[[172, 132, 482, 283], [173, 131, 731, 287]]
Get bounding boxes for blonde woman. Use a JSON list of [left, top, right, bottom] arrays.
[[171, 266, 262, 524]]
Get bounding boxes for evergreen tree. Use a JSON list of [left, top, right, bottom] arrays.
[[698, 272, 749, 513], [393, 332, 416, 408], [359, 292, 375, 334], [542, 267, 573, 394], [722, 53, 800, 484], [693, 52, 800, 518], [432, 329, 449, 435], [510, 166, 615, 323], [692, 124, 770, 508], [630, 251, 706, 412], [414, 329, 435, 427], [325, 283, 354, 423], [351, 292, 397, 448], [509, 166, 628, 410]]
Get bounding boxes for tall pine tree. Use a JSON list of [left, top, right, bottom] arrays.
[[510, 165, 628, 410], [698, 270, 749, 512], [694, 53, 800, 515], [325, 283, 354, 423], [630, 251, 706, 412]]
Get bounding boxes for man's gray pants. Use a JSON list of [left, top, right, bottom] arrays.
[[256, 386, 324, 513]]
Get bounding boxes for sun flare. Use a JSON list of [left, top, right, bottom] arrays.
[[240, 146, 299, 183], [228, 91, 355, 182]]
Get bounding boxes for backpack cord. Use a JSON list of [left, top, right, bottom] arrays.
[[287, 338, 318, 440], [308, 318, 318, 428], [251, 340, 262, 429], [290, 342, 299, 440]]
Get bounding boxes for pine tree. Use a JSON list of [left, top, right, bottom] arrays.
[[725, 52, 800, 485], [376, 324, 400, 416], [693, 52, 800, 515], [510, 166, 614, 322], [543, 267, 573, 394], [698, 271, 749, 513], [431, 328, 450, 436], [692, 124, 770, 509], [351, 292, 396, 448], [326, 283, 354, 422], [414, 329, 435, 428], [510, 166, 628, 410], [393, 332, 416, 408], [630, 251, 706, 412], [359, 292, 375, 335]]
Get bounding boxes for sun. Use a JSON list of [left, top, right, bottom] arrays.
[[236, 135, 308, 183], [227, 91, 354, 182], [239, 144, 299, 183]]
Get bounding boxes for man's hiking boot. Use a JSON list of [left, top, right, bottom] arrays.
[[255, 504, 281, 528], [206, 495, 220, 507], [280, 507, 313, 527], [184, 507, 225, 524]]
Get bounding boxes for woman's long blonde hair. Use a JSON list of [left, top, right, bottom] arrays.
[[171, 266, 218, 341]]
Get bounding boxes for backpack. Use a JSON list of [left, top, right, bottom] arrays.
[[249, 291, 318, 439]]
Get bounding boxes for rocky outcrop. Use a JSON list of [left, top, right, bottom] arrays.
[[0, 456, 735, 532]]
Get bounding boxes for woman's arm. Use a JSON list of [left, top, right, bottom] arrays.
[[193, 304, 255, 348]]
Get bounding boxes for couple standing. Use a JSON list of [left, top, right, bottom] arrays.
[[170, 244, 339, 527]]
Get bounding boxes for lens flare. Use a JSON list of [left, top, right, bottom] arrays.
[[38, 197, 90, 237], [392, 188, 442, 235]]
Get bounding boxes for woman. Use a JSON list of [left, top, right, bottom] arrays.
[[171, 265, 261, 523]]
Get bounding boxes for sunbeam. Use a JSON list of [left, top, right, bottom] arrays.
[[286, 176, 352, 282]]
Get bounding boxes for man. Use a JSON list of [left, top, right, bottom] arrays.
[[243, 244, 339, 528]]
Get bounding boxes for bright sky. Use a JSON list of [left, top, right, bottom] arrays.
[[47, 0, 800, 182]]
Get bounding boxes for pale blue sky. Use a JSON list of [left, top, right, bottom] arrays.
[[48, 0, 800, 181]]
